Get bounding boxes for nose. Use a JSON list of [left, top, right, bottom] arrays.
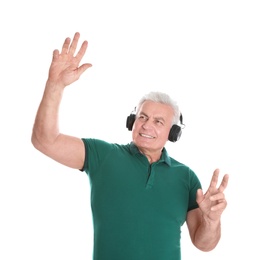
[[142, 118, 153, 129]]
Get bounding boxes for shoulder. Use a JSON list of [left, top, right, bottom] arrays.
[[166, 155, 200, 184], [81, 138, 130, 153]]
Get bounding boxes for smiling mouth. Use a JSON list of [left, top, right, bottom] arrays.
[[139, 133, 155, 139]]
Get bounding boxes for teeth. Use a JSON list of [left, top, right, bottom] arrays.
[[140, 134, 154, 139]]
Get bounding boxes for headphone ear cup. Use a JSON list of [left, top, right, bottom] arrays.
[[168, 125, 182, 142], [126, 114, 136, 131]]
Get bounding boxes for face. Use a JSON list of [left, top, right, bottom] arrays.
[[132, 100, 174, 155]]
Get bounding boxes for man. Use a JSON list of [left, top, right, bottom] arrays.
[[31, 32, 229, 260]]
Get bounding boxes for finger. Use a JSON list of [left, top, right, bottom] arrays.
[[210, 192, 225, 201], [209, 168, 220, 188], [211, 200, 227, 211], [61, 37, 71, 54], [75, 40, 88, 62], [52, 49, 59, 61], [68, 32, 80, 55], [218, 174, 229, 193]]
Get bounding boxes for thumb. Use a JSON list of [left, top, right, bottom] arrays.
[[78, 63, 92, 76], [196, 189, 204, 204]]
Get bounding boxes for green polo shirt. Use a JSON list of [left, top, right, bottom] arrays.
[[81, 138, 201, 260]]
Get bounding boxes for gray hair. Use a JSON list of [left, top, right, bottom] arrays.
[[136, 91, 180, 125]]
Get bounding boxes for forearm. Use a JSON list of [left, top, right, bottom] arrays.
[[32, 81, 64, 148], [189, 171, 228, 252], [193, 216, 221, 252]]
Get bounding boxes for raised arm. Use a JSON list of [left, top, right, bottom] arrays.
[[31, 32, 92, 169], [186, 169, 229, 251]]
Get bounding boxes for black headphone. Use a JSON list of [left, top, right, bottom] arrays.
[[126, 110, 184, 142]]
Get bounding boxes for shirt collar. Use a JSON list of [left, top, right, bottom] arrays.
[[129, 142, 171, 166]]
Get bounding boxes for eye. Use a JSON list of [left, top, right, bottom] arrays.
[[138, 115, 147, 122], [155, 119, 164, 125]]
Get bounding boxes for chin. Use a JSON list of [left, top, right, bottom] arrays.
[[135, 139, 155, 148]]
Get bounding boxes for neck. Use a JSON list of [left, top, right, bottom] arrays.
[[138, 148, 162, 164]]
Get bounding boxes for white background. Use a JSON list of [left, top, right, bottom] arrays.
[[1, 0, 260, 259]]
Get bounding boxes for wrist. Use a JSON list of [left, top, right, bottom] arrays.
[[201, 214, 221, 230]]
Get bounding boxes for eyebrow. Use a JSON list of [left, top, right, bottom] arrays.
[[139, 112, 165, 122]]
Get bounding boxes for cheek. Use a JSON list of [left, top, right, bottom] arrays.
[[158, 127, 171, 140], [131, 123, 139, 136], [132, 121, 140, 132]]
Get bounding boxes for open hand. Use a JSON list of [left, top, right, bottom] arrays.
[[48, 32, 92, 88]]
